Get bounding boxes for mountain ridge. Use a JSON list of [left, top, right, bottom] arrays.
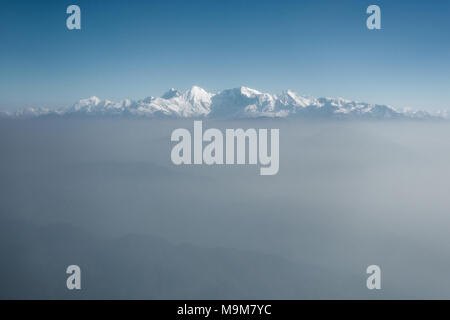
[[1, 86, 447, 120]]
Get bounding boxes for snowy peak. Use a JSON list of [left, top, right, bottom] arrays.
[[183, 86, 212, 103], [2, 86, 445, 120], [161, 88, 180, 99], [147, 86, 213, 117], [71, 96, 101, 111], [240, 86, 262, 97], [278, 90, 315, 108]]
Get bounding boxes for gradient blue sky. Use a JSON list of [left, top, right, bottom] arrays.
[[0, 0, 449, 111]]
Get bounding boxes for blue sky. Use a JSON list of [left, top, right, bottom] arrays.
[[0, 0, 449, 111]]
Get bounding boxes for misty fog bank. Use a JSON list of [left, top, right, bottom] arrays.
[[1, 119, 450, 298]]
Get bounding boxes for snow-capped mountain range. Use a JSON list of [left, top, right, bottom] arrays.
[[0, 86, 447, 119]]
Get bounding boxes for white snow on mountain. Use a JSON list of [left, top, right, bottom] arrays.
[[1, 86, 447, 120]]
